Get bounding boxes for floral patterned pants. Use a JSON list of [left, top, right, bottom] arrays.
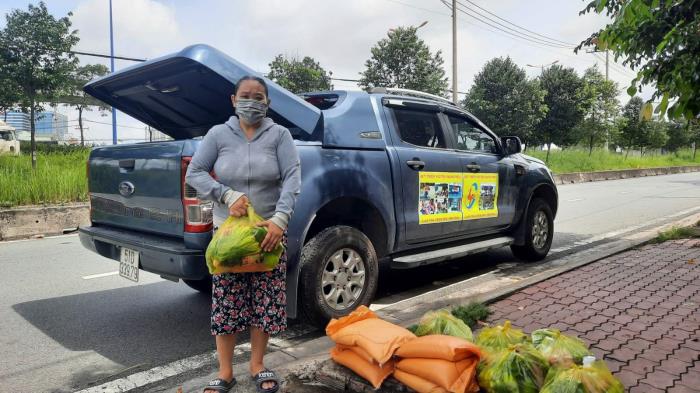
[[210, 238, 287, 336]]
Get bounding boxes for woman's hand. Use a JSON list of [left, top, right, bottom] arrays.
[[228, 195, 250, 217], [255, 220, 283, 252]]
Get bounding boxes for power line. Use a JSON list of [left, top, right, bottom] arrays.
[[458, 0, 577, 47], [3, 45, 147, 62], [446, 1, 574, 49]]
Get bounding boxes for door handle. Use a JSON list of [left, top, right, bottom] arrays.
[[406, 160, 425, 171], [465, 162, 481, 172]]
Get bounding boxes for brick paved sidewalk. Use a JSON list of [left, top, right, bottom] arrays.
[[485, 239, 700, 392]]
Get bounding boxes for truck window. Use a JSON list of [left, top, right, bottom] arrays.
[[393, 109, 447, 149], [446, 115, 498, 154]]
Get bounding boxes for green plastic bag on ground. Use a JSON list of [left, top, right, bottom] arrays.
[[477, 343, 549, 393], [532, 328, 591, 366], [476, 321, 529, 352], [205, 206, 284, 274], [540, 358, 624, 393], [414, 309, 474, 341]]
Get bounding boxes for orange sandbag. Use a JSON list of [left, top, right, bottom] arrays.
[[396, 357, 480, 393], [325, 305, 378, 336], [335, 344, 375, 365], [329, 316, 416, 365], [394, 369, 448, 393], [395, 335, 482, 362], [330, 345, 394, 389]]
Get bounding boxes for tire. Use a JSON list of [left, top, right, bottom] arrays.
[[511, 197, 554, 262], [183, 276, 212, 294], [300, 226, 379, 326]]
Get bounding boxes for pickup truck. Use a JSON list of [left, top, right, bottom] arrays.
[[79, 44, 558, 325]]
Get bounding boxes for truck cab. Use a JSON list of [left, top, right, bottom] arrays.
[[78, 44, 558, 325]]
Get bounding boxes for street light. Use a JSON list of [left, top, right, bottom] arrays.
[[526, 60, 559, 74], [388, 20, 429, 36]]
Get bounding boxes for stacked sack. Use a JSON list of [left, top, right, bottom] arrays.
[[394, 335, 482, 393], [326, 307, 482, 393], [325, 306, 415, 389]]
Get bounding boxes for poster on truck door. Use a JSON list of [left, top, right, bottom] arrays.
[[462, 173, 499, 220], [418, 172, 463, 224]]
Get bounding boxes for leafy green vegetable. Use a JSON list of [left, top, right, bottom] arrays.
[[476, 321, 529, 352], [531, 329, 591, 366], [415, 309, 474, 341], [478, 343, 549, 393]]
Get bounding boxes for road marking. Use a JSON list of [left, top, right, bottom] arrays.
[[82, 271, 119, 280], [565, 198, 585, 202]]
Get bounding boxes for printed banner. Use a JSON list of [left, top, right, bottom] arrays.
[[462, 173, 499, 220], [418, 172, 464, 224], [418, 172, 499, 224]]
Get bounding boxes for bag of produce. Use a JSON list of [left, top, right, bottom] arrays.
[[205, 206, 284, 274], [531, 328, 591, 366], [477, 344, 549, 393], [414, 310, 474, 341], [540, 356, 624, 393], [475, 321, 529, 352]]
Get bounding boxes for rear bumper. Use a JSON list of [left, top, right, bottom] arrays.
[[78, 225, 208, 280]]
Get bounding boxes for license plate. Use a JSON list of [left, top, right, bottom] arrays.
[[119, 247, 140, 282]]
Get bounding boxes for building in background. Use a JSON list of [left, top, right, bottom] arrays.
[[2, 111, 68, 142]]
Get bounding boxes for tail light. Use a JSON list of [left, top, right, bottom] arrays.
[[181, 157, 213, 233]]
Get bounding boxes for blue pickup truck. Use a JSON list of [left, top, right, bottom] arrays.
[[79, 44, 557, 324]]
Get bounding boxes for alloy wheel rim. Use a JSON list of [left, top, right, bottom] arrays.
[[532, 210, 549, 249], [321, 248, 366, 311]]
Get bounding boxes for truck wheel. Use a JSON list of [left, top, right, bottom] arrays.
[[511, 198, 553, 262], [300, 226, 379, 325], [183, 276, 212, 294]]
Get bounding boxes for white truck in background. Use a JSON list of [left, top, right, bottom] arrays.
[[0, 120, 20, 156]]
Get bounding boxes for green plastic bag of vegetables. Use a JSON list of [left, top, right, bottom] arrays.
[[205, 206, 284, 274], [414, 309, 474, 341], [532, 328, 591, 366], [540, 357, 624, 393], [476, 321, 529, 352], [477, 343, 549, 393]]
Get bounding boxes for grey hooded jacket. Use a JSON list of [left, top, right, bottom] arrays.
[[185, 116, 301, 229]]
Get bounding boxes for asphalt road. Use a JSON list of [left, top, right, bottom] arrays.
[[1, 172, 699, 393]]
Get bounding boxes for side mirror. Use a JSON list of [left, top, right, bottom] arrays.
[[501, 136, 522, 155]]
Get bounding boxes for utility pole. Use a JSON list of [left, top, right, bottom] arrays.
[[109, 0, 117, 145], [452, 0, 458, 105]]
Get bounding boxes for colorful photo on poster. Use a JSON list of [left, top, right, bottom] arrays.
[[463, 173, 499, 220], [419, 172, 463, 224]]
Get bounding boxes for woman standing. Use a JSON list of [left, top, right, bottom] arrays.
[[186, 75, 301, 393]]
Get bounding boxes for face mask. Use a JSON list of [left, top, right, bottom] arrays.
[[235, 99, 268, 125]]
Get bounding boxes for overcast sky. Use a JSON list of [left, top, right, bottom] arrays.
[[0, 0, 645, 144]]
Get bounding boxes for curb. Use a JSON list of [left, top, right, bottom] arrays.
[[0, 203, 89, 241], [552, 165, 700, 185]]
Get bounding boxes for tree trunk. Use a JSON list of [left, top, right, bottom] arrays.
[[640, 146, 644, 156], [693, 142, 697, 161], [30, 101, 36, 170], [78, 107, 84, 146], [546, 142, 551, 163], [588, 134, 594, 156], [625, 144, 631, 159]]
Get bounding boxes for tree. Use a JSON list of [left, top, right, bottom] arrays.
[[577, 1, 700, 120], [267, 54, 332, 94], [359, 26, 448, 96], [463, 57, 547, 144], [68, 64, 110, 145], [577, 66, 619, 155], [665, 119, 690, 155], [618, 96, 647, 157], [645, 120, 669, 155], [0, 2, 79, 168], [536, 65, 586, 162], [0, 67, 21, 121]]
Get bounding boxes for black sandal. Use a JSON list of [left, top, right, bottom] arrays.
[[251, 369, 279, 393], [203, 377, 236, 392]]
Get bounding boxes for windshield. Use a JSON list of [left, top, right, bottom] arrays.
[[0, 131, 14, 141]]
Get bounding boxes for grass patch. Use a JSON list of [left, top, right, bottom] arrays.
[[451, 302, 491, 329], [0, 149, 90, 207], [652, 224, 700, 243], [526, 148, 700, 174]]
